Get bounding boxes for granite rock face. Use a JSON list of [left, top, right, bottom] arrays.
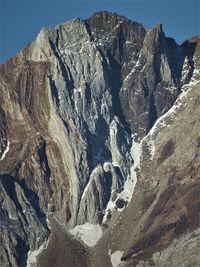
[[0, 11, 199, 267]]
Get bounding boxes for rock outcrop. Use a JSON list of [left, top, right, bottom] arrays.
[[0, 11, 199, 267]]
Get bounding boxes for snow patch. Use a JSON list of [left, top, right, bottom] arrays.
[[118, 139, 142, 201], [109, 250, 124, 267], [103, 162, 112, 172], [69, 223, 102, 247], [131, 139, 142, 168], [0, 140, 10, 161], [125, 41, 133, 45], [46, 203, 52, 230], [8, 212, 17, 220], [124, 67, 136, 82], [143, 135, 156, 160], [26, 240, 48, 267]]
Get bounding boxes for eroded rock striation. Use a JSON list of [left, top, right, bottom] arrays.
[[0, 11, 199, 267]]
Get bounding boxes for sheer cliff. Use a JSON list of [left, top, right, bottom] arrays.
[[0, 11, 199, 267]]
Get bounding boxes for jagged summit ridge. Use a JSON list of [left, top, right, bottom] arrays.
[[0, 11, 200, 267]]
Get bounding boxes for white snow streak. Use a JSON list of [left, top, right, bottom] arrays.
[[109, 250, 124, 267], [118, 139, 141, 201], [69, 223, 102, 247], [0, 140, 10, 161]]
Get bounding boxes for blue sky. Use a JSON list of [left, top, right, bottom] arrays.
[[0, 0, 199, 63]]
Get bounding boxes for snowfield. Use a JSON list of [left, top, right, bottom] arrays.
[[69, 222, 102, 247]]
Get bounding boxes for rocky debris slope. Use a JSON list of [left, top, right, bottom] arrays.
[[0, 11, 199, 267]]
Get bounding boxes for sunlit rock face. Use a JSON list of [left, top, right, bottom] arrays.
[[0, 11, 199, 267]]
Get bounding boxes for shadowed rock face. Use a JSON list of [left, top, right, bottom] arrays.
[[0, 11, 199, 267]]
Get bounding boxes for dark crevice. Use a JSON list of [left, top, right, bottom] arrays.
[[48, 75, 60, 107], [38, 140, 51, 184], [0, 174, 48, 228], [48, 38, 74, 102], [15, 234, 29, 267], [148, 93, 157, 130]]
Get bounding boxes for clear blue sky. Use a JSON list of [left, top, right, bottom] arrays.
[[0, 0, 199, 63]]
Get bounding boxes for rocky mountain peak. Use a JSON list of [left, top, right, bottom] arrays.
[[0, 11, 200, 267], [154, 23, 164, 35], [87, 10, 132, 28], [86, 11, 146, 46]]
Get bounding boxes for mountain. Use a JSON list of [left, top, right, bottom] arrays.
[[0, 11, 199, 267]]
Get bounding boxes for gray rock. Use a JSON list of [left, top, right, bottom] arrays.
[[0, 11, 199, 267]]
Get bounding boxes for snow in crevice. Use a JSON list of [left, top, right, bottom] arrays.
[[111, 20, 123, 32], [181, 56, 200, 89], [117, 139, 142, 202], [69, 223, 102, 247], [123, 66, 136, 82], [125, 40, 135, 45], [109, 250, 124, 267], [0, 140, 10, 161], [46, 202, 53, 230], [103, 137, 142, 222], [123, 55, 143, 83], [181, 56, 191, 83], [8, 212, 17, 220], [26, 239, 49, 267]]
